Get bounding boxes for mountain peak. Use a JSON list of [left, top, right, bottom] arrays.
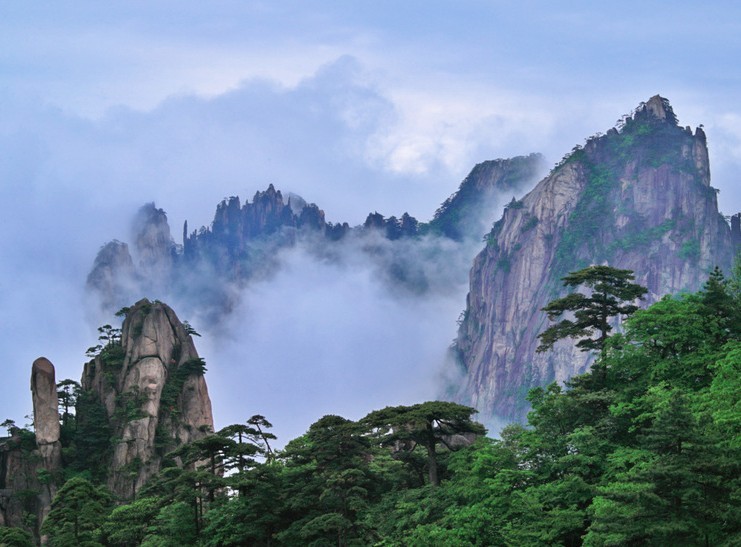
[[630, 95, 678, 126]]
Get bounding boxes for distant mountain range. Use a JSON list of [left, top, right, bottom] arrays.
[[87, 153, 544, 320]]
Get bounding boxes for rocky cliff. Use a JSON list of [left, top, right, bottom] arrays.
[[0, 359, 63, 539], [81, 298, 215, 499], [1, 301, 216, 539], [455, 96, 739, 421], [427, 153, 545, 241]]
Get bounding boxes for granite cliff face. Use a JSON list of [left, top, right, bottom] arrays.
[[30, 358, 62, 473], [427, 154, 545, 241], [1, 301, 216, 538], [455, 96, 740, 421], [81, 299, 214, 498], [0, 359, 63, 538]]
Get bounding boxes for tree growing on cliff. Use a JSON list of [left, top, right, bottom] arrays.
[[537, 265, 647, 353]]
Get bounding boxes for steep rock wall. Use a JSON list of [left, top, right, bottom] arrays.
[[455, 96, 737, 421], [81, 299, 215, 499], [0, 359, 64, 540]]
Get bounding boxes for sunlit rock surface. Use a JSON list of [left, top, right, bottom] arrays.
[[82, 298, 215, 499], [455, 96, 739, 422]]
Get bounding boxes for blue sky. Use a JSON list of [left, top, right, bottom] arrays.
[[1, 2, 740, 438]]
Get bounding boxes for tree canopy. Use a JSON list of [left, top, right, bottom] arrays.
[[11, 266, 739, 546], [538, 265, 648, 352]]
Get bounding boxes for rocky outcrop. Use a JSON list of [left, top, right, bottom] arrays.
[[31, 358, 62, 469], [86, 240, 137, 312], [133, 203, 176, 286], [81, 299, 214, 499], [427, 154, 546, 241], [30, 358, 62, 527], [0, 429, 44, 531], [455, 96, 738, 421], [0, 359, 65, 540]]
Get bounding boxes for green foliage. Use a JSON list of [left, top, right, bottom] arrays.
[[0, 526, 34, 547], [113, 387, 149, 426], [41, 477, 112, 546], [551, 109, 706, 278], [554, 163, 617, 274], [363, 401, 486, 487], [73, 390, 112, 483], [143, 501, 199, 547], [157, 357, 208, 453], [182, 320, 201, 337], [679, 238, 701, 260], [1, 418, 16, 435], [506, 197, 525, 210], [16, 428, 37, 453], [538, 265, 648, 353], [38, 267, 739, 545], [101, 497, 160, 546], [521, 214, 539, 233]]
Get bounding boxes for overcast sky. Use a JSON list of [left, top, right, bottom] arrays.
[[1, 2, 740, 441]]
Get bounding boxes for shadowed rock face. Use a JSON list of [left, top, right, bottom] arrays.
[[0, 359, 63, 538], [82, 299, 215, 499], [31, 358, 61, 448], [455, 96, 738, 423]]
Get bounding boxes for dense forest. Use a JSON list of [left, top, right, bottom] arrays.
[[2, 262, 740, 546]]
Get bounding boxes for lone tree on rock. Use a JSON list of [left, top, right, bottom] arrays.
[[362, 401, 485, 487], [537, 265, 648, 353]]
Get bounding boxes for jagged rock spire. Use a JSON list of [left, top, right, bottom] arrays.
[[31, 358, 61, 468]]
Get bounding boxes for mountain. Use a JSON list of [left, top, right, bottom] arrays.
[[82, 299, 215, 499], [87, 156, 543, 319], [0, 299, 214, 539], [426, 153, 545, 241], [0, 359, 63, 533], [454, 95, 741, 421]]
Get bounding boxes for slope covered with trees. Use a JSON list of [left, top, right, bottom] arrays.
[[3, 264, 738, 545]]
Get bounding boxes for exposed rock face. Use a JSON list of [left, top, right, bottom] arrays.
[[86, 240, 137, 312], [0, 359, 64, 539], [455, 96, 738, 422], [428, 154, 546, 241], [0, 430, 44, 531], [30, 358, 62, 486], [133, 203, 176, 286], [81, 299, 214, 499]]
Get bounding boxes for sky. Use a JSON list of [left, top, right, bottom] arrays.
[[1, 1, 740, 442]]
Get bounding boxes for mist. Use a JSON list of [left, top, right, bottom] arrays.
[[198, 240, 468, 444], [83, 180, 528, 444], [0, 59, 538, 439], [3, 3, 741, 443]]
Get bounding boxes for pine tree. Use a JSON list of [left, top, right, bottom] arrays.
[[538, 265, 647, 353]]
